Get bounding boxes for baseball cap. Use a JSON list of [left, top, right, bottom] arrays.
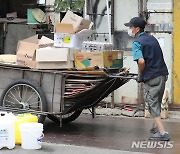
[[124, 17, 147, 29]]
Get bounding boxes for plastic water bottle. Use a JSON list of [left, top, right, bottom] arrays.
[[0, 112, 16, 149]]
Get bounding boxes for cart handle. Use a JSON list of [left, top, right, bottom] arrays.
[[102, 68, 138, 81]]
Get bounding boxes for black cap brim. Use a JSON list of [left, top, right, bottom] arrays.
[[124, 22, 132, 27]]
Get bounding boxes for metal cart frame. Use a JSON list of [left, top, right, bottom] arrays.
[[0, 64, 137, 127]]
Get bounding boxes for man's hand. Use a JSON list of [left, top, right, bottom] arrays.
[[136, 75, 143, 83]]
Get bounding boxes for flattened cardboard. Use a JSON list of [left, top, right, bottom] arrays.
[[0, 54, 16, 63]]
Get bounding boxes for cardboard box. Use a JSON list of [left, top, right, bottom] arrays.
[[61, 10, 93, 33], [54, 24, 94, 48], [74, 50, 123, 69], [36, 47, 80, 69], [16, 35, 38, 68], [55, 23, 75, 34], [16, 35, 54, 68]]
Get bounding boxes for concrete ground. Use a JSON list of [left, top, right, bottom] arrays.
[[1, 111, 180, 154], [0, 142, 152, 154]]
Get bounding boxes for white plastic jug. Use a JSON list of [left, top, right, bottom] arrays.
[[0, 112, 16, 149], [20, 122, 43, 150]]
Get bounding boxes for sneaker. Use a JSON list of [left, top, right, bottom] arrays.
[[150, 123, 158, 134], [149, 132, 170, 141]]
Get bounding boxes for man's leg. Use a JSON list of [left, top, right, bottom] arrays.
[[154, 76, 167, 134], [150, 116, 169, 141], [146, 76, 170, 141], [154, 116, 165, 134]]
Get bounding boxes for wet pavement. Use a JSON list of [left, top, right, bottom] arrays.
[[43, 114, 180, 154], [1, 114, 180, 154]]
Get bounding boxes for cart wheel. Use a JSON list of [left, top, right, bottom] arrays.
[[48, 110, 82, 124], [0, 79, 47, 123]]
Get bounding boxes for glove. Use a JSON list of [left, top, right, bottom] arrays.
[[136, 75, 143, 83]]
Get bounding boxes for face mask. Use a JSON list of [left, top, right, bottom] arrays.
[[128, 29, 135, 38]]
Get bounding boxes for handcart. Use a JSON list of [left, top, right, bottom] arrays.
[[0, 63, 137, 127]]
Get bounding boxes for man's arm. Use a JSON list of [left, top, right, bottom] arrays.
[[138, 58, 145, 75], [132, 42, 145, 74]]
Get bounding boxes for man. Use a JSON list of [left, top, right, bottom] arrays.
[[124, 17, 170, 141]]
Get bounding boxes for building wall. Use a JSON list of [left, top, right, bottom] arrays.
[[105, 0, 139, 104], [173, 0, 180, 104], [114, 0, 139, 31], [146, 0, 173, 103], [111, 0, 139, 103]]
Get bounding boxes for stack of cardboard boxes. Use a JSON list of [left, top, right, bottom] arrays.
[[16, 11, 93, 69], [16, 10, 124, 70]]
